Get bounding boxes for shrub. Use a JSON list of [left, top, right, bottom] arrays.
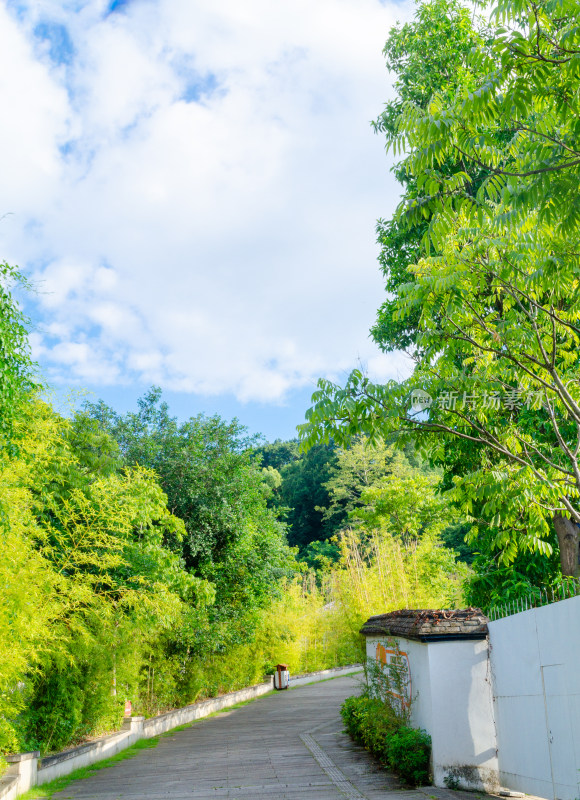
[[385, 726, 431, 786], [340, 695, 399, 755], [340, 695, 431, 786]]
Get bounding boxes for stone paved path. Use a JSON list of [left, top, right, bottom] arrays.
[[53, 676, 431, 800]]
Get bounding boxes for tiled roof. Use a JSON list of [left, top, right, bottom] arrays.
[[360, 608, 488, 641]]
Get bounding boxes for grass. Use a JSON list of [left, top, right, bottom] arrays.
[[19, 738, 159, 800]]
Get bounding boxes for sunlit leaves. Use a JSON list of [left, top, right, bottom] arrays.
[[0, 263, 37, 454], [393, 0, 580, 240], [301, 205, 580, 569], [0, 397, 207, 754]]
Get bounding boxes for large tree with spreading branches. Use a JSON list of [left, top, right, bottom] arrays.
[[300, 0, 580, 579]]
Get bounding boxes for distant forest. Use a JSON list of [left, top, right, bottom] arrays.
[[254, 436, 476, 568]]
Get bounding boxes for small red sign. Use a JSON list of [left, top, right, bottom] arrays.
[[124, 700, 132, 717]]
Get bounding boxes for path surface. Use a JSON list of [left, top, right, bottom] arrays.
[[53, 676, 432, 800]]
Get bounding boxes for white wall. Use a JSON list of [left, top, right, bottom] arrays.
[[289, 665, 363, 689], [0, 777, 18, 800], [428, 639, 498, 791], [489, 595, 580, 800], [365, 635, 498, 791], [38, 722, 142, 785], [365, 635, 429, 728], [140, 680, 273, 739]]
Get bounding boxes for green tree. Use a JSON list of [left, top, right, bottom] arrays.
[[260, 465, 282, 502], [320, 437, 417, 531], [0, 413, 59, 753], [354, 470, 454, 545], [0, 397, 203, 754], [83, 389, 294, 650], [300, 210, 580, 577], [394, 0, 580, 238], [371, 0, 487, 353], [275, 443, 338, 551], [253, 439, 300, 472], [320, 436, 476, 568], [300, 0, 580, 582], [0, 262, 37, 454]]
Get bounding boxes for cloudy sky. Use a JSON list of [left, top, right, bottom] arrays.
[[1, 0, 413, 440]]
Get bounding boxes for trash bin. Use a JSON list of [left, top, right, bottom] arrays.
[[274, 663, 290, 690]]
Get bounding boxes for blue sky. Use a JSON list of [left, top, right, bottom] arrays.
[[59, 384, 321, 442], [1, 0, 413, 441]]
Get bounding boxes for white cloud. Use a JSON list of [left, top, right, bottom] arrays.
[[0, 4, 70, 212], [1, 0, 414, 402]]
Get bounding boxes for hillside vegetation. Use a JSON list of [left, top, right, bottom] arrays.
[[3, 0, 575, 764]]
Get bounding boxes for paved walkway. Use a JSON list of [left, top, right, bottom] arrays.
[[54, 676, 433, 800]]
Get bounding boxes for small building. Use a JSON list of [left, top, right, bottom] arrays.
[[360, 608, 499, 792]]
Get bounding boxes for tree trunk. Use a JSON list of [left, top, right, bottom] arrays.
[[553, 514, 579, 576]]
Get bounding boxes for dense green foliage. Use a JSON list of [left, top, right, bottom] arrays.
[[299, 0, 580, 602], [82, 389, 293, 651], [387, 726, 432, 786], [0, 387, 300, 758], [341, 695, 431, 786], [1, 397, 198, 753], [395, 0, 580, 237], [255, 434, 474, 569], [269, 437, 468, 670], [5, 0, 528, 760], [0, 262, 37, 453], [371, 0, 485, 353], [255, 439, 339, 552], [0, 387, 466, 759]]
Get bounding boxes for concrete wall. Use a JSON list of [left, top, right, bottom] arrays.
[[37, 720, 142, 785], [289, 664, 363, 689], [365, 635, 432, 730], [427, 639, 498, 791], [489, 595, 580, 800], [365, 635, 498, 792], [2, 664, 360, 798], [0, 777, 18, 800], [141, 679, 273, 738]]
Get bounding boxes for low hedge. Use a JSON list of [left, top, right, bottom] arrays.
[[340, 695, 431, 786]]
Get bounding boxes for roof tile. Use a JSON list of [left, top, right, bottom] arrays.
[[360, 608, 488, 641]]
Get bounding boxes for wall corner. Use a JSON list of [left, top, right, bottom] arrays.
[[5, 751, 40, 793], [122, 716, 145, 736]]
